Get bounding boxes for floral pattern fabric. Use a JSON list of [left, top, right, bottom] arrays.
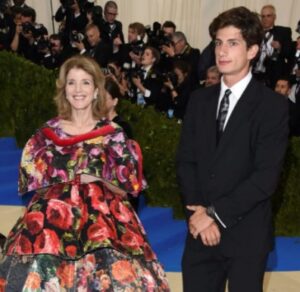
[[0, 118, 169, 291]]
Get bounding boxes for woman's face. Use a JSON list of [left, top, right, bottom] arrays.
[[142, 48, 155, 66], [65, 68, 96, 113]]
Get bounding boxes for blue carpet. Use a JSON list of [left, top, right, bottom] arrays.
[[1, 137, 300, 272]]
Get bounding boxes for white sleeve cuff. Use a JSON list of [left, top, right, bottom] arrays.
[[144, 89, 151, 98]]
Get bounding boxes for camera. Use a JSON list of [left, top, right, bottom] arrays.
[[145, 22, 172, 49], [162, 71, 178, 87], [70, 30, 84, 43], [130, 39, 145, 55], [131, 68, 145, 80], [22, 22, 35, 34]]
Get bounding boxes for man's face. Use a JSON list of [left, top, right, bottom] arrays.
[[50, 39, 63, 55], [172, 37, 185, 55], [86, 27, 100, 47], [260, 7, 276, 30], [128, 28, 138, 43], [275, 80, 290, 96], [215, 25, 258, 85], [21, 15, 33, 25], [162, 27, 175, 37], [104, 7, 118, 23], [205, 71, 220, 87]]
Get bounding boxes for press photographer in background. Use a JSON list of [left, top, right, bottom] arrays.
[[161, 31, 200, 87], [145, 21, 174, 74], [40, 33, 73, 69], [54, 0, 89, 47], [107, 59, 130, 97], [73, 23, 112, 68], [130, 46, 163, 107], [9, 6, 48, 64], [116, 22, 145, 70], [161, 60, 194, 121]]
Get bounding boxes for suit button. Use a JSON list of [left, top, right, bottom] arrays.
[[210, 173, 215, 179]]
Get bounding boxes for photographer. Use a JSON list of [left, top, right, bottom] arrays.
[[74, 23, 112, 68], [41, 33, 73, 69], [117, 22, 145, 70], [131, 46, 163, 107], [161, 31, 200, 88], [9, 7, 48, 64], [55, 0, 88, 46], [162, 60, 193, 120], [161, 20, 176, 38], [107, 59, 130, 97]]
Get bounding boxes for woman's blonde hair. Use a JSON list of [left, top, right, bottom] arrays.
[[54, 55, 106, 120]]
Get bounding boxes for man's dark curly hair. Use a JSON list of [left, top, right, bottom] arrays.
[[209, 6, 264, 49]]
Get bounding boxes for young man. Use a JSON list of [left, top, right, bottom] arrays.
[[176, 7, 289, 292]]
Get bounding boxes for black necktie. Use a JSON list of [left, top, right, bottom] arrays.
[[216, 89, 231, 143]]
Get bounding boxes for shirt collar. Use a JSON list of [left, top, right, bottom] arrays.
[[220, 70, 252, 100]]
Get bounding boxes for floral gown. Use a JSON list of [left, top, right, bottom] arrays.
[[0, 118, 170, 291]]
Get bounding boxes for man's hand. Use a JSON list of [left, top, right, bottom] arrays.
[[187, 205, 221, 246], [199, 222, 221, 246], [161, 44, 175, 57], [187, 205, 214, 238]]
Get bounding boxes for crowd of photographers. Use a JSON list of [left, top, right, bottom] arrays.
[[1, 1, 300, 125]]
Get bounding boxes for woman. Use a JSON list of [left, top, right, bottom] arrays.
[[164, 60, 194, 121], [0, 55, 169, 291], [131, 46, 163, 107]]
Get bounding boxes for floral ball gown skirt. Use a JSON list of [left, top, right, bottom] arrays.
[[0, 182, 170, 291]]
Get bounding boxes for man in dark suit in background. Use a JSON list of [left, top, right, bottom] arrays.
[[100, 0, 124, 55], [253, 4, 293, 88], [74, 23, 112, 69], [176, 6, 289, 292]]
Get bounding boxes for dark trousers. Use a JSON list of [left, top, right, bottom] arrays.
[[182, 241, 268, 292]]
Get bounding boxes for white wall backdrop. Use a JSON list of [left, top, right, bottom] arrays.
[[26, 0, 300, 51]]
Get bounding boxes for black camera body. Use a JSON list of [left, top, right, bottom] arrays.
[[131, 68, 145, 80], [130, 39, 144, 55], [70, 30, 84, 43], [22, 22, 35, 34], [146, 24, 172, 49], [162, 71, 178, 87]]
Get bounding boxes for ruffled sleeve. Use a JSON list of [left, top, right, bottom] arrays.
[[18, 129, 50, 195], [100, 127, 147, 196]]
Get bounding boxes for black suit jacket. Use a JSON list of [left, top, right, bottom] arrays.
[[264, 25, 293, 87], [86, 40, 112, 68], [176, 77, 289, 256]]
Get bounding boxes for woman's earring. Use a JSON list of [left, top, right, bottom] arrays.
[[93, 91, 98, 100]]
